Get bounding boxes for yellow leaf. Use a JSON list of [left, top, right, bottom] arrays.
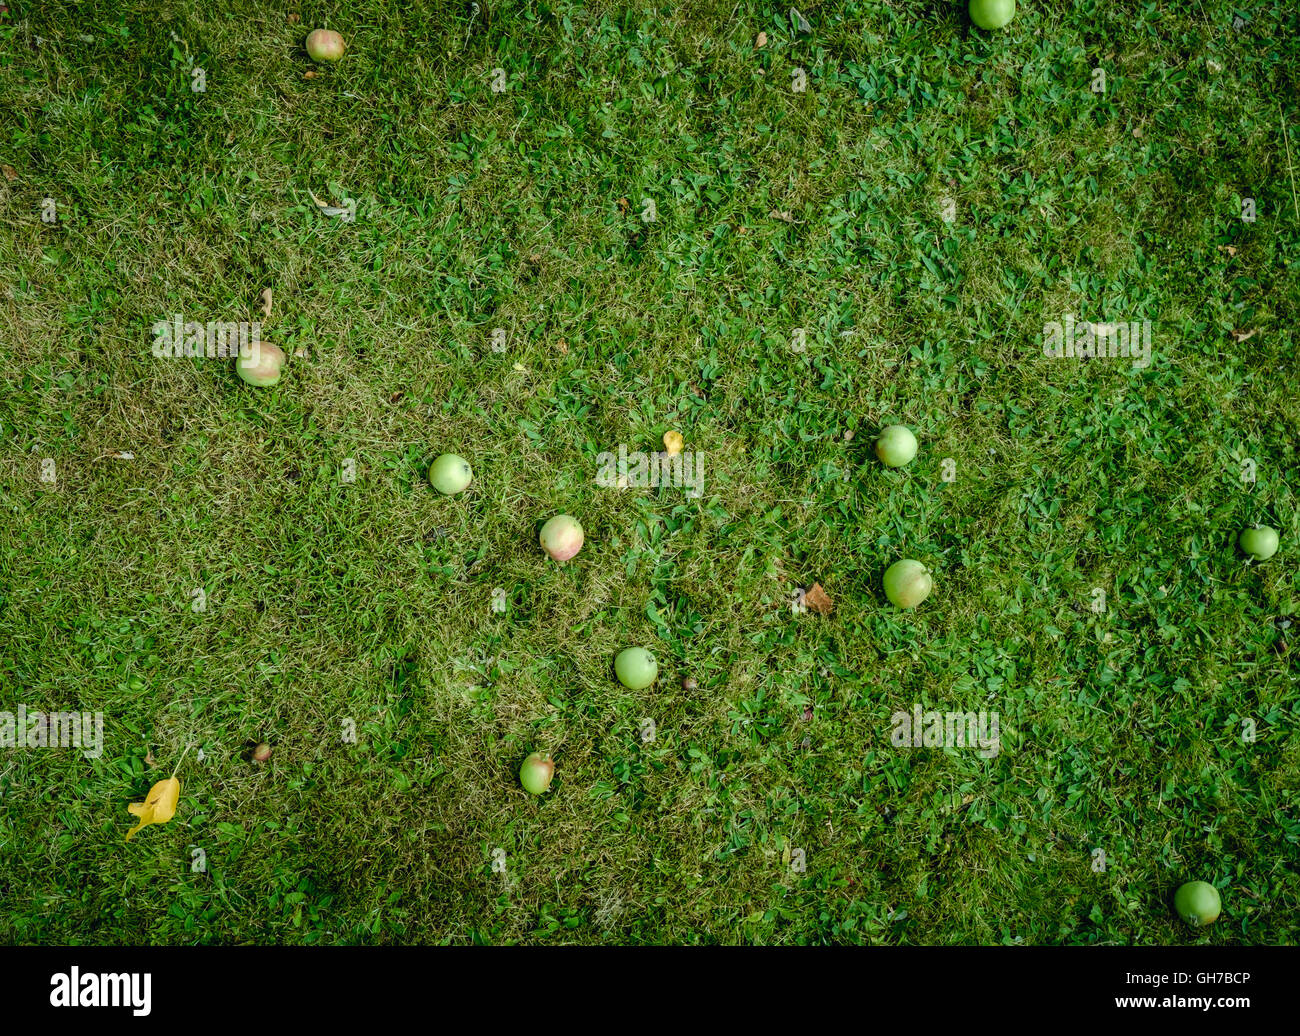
[[125, 776, 180, 841], [663, 430, 684, 457]]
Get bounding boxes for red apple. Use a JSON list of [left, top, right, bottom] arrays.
[[306, 29, 346, 62], [540, 514, 583, 561]]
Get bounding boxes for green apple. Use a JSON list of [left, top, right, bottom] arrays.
[[1238, 525, 1279, 561], [969, 0, 1015, 30], [614, 647, 658, 689], [883, 559, 932, 608], [1173, 881, 1221, 927], [875, 425, 918, 467], [235, 341, 285, 387], [519, 752, 554, 795], [429, 453, 473, 494]]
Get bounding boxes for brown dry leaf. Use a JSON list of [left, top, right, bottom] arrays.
[[803, 582, 834, 615], [389, 390, 404, 404], [293, 346, 309, 358], [756, 31, 768, 48], [288, 13, 301, 23], [1231, 328, 1257, 343], [1, 164, 16, 181], [258, 288, 273, 320], [554, 338, 569, 355], [617, 197, 630, 213], [303, 69, 317, 79], [144, 748, 156, 768], [736, 225, 748, 235], [769, 208, 795, 223], [1217, 244, 1238, 257]]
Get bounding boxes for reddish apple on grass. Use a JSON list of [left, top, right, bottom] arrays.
[[519, 752, 554, 795], [540, 514, 583, 561], [305, 29, 346, 62], [235, 341, 286, 387]]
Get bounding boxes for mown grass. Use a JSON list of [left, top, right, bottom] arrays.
[[0, 0, 1297, 944]]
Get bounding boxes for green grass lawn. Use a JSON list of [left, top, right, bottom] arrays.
[[1, 0, 1297, 945]]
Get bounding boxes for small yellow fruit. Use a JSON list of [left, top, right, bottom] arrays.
[[663, 431, 684, 457]]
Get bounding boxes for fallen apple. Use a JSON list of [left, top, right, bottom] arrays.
[[429, 453, 473, 495], [235, 341, 285, 387], [540, 514, 583, 561], [614, 647, 658, 689], [883, 559, 932, 608], [969, 0, 1015, 31], [252, 742, 272, 763], [519, 752, 554, 795], [305, 28, 346, 62], [1173, 881, 1221, 927], [875, 425, 918, 467], [1238, 524, 1279, 561]]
